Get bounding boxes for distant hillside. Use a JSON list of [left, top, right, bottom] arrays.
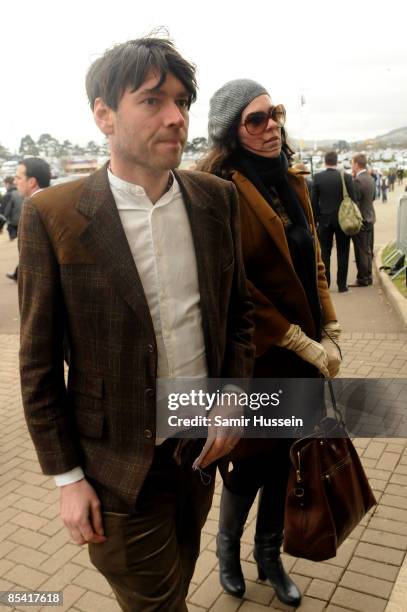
[[372, 126, 407, 146], [290, 126, 407, 150]]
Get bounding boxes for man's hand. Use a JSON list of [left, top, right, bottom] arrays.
[[193, 430, 241, 470], [192, 397, 243, 470], [60, 479, 106, 545]]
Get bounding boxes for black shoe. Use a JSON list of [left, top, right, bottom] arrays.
[[338, 286, 349, 293], [217, 488, 255, 598], [254, 533, 302, 607], [6, 273, 17, 282], [349, 280, 368, 287]]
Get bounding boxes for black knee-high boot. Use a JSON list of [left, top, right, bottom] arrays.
[[216, 486, 256, 598], [254, 487, 301, 607]]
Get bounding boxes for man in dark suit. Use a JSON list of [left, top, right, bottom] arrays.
[[311, 151, 357, 292], [1, 176, 22, 239], [18, 37, 254, 611], [6, 159, 50, 281], [350, 154, 376, 286]]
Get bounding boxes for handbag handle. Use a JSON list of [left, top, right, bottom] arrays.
[[339, 169, 349, 199], [328, 380, 345, 428]]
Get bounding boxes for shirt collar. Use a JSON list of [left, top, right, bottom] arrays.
[[107, 168, 179, 209], [356, 169, 367, 176]]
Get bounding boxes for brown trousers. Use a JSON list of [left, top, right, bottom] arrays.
[[88, 439, 214, 612]]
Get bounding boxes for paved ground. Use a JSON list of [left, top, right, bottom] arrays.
[[0, 184, 406, 611]]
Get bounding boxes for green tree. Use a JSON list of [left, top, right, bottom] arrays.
[[38, 133, 53, 146], [37, 133, 60, 157], [0, 142, 12, 160], [184, 136, 208, 155], [333, 140, 350, 152], [19, 134, 39, 156], [85, 140, 100, 155]]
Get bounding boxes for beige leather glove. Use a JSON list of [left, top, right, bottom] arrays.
[[276, 324, 329, 378], [321, 321, 342, 378]]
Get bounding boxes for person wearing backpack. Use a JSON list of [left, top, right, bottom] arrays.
[[311, 151, 357, 293]]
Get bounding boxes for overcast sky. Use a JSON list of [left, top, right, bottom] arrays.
[[1, 0, 406, 153]]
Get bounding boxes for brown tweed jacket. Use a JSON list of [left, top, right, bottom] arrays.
[[232, 166, 337, 357], [18, 165, 255, 510]]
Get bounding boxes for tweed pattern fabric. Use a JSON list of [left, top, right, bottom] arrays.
[[18, 165, 255, 510]]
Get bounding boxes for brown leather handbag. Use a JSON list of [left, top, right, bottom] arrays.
[[284, 381, 376, 561]]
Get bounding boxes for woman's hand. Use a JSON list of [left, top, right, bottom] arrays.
[[276, 323, 330, 377], [321, 321, 342, 378]]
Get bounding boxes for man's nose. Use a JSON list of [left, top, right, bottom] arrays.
[[164, 102, 186, 127]]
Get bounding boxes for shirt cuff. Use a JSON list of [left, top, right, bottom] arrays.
[[54, 467, 85, 487]]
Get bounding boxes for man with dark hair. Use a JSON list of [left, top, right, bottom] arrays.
[[311, 151, 357, 292], [350, 154, 376, 286], [15, 157, 52, 194], [6, 158, 50, 281], [18, 36, 254, 611]]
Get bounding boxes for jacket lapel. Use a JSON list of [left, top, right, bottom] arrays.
[[174, 170, 224, 374], [75, 165, 154, 333], [232, 170, 296, 271]]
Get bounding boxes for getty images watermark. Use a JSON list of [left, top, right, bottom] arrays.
[[166, 387, 303, 429], [155, 378, 407, 439]]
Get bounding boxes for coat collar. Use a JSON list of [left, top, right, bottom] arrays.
[[231, 169, 295, 271], [231, 167, 315, 274]]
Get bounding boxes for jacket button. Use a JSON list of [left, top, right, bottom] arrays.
[[147, 344, 154, 353], [145, 388, 154, 398], [144, 429, 153, 439]]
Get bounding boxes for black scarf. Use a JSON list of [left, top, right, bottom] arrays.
[[234, 149, 322, 339]]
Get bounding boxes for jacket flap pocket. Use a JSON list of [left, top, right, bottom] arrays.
[[68, 369, 104, 399]]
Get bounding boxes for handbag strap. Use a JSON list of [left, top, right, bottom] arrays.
[[339, 169, 349, 199], [328, 380, 345, 427]]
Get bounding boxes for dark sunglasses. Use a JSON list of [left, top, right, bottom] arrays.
[[242, 104, 286, 135]]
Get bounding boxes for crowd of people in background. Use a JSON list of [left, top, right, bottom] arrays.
[[294, 152, 404, 292]]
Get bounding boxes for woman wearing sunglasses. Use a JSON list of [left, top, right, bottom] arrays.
[[198, 80, 341, 606]]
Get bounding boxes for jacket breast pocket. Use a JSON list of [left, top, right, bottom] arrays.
[[68, 369, 105, 439]]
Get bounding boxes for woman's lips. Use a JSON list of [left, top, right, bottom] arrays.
[[265, 137, 280, 145]]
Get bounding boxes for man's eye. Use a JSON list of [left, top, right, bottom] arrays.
[[177, 99, 189, 109], [144, 98, 159, 106]]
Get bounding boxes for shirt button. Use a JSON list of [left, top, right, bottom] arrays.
[[147, 344, 154, 353], [144, 429, 153, 439], [145, 388, 154, 399]]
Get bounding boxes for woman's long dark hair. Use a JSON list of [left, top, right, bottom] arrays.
[[197, 117, 296, 179]]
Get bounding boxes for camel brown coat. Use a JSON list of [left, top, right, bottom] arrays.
[[232, 166, 337, 358]]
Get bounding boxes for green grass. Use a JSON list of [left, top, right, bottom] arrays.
[[381, 243, 407, 298]]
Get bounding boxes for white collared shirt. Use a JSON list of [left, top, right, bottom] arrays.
[[108, 169, 207, 379], [55, 170, 207, 486]]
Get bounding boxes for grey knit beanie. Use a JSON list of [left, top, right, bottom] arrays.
[[208, 79, 268, 145]]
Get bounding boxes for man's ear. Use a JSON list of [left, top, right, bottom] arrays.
[[28, 177, 38, 192], [93, 97, 114, 136]]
